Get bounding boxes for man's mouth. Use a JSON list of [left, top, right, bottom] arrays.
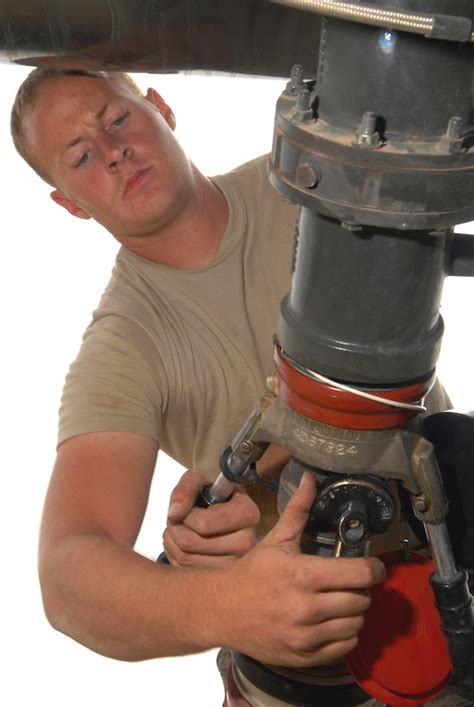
[[125, 168, 152, 196]]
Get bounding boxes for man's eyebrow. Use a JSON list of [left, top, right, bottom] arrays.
[[64, 103, 110, 151], [65, 136, 84, 150], [96, 102, 109, 121]]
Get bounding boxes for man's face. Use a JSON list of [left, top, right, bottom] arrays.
[[24, 75, 195, 241]]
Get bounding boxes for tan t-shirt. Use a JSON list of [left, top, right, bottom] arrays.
[[58, 156, 299, 480], [58, 154, 451, 483]]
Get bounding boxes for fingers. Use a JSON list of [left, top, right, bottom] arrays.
[[292, 615, 365, 654], [163, 523, 257, 560], [167, 469, 205, 522], [262, 471, 316, 549], [167, 471, 260, 535], [291, 635, 361, 668], [163, 478, 260, 567], [299, 589, 371, 624], [252, 613, 366, 669], [294, 555, 386, 591], [266, 603, 371, 667], [162, 530, 237, 568], [176, 492, 260, 536]]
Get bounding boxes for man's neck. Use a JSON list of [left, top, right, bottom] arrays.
[[119, 175, 229, 270]]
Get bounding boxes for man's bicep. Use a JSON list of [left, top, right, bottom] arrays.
[[40, 431, 159, 554]]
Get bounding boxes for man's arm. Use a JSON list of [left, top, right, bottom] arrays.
[[39, 432, 385, 667], [39, 430, 228, 660]]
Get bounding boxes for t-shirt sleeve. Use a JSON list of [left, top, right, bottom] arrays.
[[57, 315, 167, 448]]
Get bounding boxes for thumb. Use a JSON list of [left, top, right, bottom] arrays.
[[262, 471, 316, 550], [167, 469, 204, 522]]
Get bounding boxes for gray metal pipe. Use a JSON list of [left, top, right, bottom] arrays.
[[0, 0, 321, 77], [270, 0, 474, 42]]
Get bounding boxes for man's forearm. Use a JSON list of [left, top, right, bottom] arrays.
[[39, 532, 228, 661], [39, 475, 386, 669]]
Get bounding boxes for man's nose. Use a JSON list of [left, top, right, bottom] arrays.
[[100, 134, 131, 170]]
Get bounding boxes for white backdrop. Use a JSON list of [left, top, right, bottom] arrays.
[[0, 64, 472, 707]]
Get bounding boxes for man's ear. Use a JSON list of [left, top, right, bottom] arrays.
[[145, 88, 176, 131], [50, 190, 91, 220]]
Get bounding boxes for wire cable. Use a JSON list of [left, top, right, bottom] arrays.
[[282, 351, 434, 412], [270, 0, 474, 43]]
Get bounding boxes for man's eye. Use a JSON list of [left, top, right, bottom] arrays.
[[75, 152, 90, 168], [111, 111, 129, 129]]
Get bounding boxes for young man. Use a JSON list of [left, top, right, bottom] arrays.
[[12, 68, 454, 704]]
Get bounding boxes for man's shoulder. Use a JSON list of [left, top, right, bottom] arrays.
[[228, 154, 269, 179], [83, 253, 165, 340], [213, 155, 269, 195], [214, 154, 296, 215]]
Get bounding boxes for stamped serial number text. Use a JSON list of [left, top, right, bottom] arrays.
[[292, 428, 359, 456]]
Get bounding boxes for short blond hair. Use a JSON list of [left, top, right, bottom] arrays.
[[11, 68, 143, 185]]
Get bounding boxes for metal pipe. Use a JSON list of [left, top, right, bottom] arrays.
[[270, 0, 474, 42], [202, 474, 237, 505], [0, 0, 322, 77], [424, 521, 459, 581]]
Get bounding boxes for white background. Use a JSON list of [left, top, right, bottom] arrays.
[[0, 64, 472, 706]]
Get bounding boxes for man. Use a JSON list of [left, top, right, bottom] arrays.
[[12, 68, 453, 703]]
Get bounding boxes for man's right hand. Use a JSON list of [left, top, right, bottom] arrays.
[[216, 471, 386, 668], [162, 469, 260, 567], [40, 433, 385, 665]]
